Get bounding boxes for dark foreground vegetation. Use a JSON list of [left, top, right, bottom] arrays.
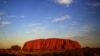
[[0, 47, 100, 56]]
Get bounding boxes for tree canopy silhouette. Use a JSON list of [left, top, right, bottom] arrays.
[[11, 45, 21, 50]]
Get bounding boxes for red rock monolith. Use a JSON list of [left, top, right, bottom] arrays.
[[23, 38, 81, 50]]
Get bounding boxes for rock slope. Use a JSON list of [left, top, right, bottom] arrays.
[[23, 38, 81, 50]]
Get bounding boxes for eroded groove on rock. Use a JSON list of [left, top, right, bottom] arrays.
[[23, 38, 81, 50]]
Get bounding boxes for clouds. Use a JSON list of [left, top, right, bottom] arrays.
[[83, 26, 100, 37], [70, 25, 100, 47], [0, 11, 25, 27], [0, 12, 11, 27], [54, 0, 73, 7], [0, 21, 11, 26], [1, 21, 10, 25], [88, 2, 100, 7], [0, 11, 25, 19], [0, 17, 20, 27], [0, 0, 100, 48], [0, 18, 2, 20], [82, 25, 91, 32], [1, 15, 25, 25], [26, 26, 54, 37], [52, 15, 70, 22], [26, 27, 45, 34], [0, 12, 5, 16], [70, 21, 78, 26], [3, 1, 7, 4], [6, 15, 25, 19], [82, 24, 99, 33], [27, 23, 40, 27]]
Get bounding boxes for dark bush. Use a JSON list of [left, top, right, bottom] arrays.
[[0, 54, 17, 56], [11, 45, 21, 50]]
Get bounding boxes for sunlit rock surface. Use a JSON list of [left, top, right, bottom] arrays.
[[23, 38, 81, 50]]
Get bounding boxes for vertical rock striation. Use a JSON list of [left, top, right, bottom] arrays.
[[23, 38, 81, 50]]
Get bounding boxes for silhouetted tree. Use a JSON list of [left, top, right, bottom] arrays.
[[11, 45, 21, 50], [85, 46, 90, 49]]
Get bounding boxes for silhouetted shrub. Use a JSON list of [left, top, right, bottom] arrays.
[[84, 51, 94, 56], [25, 54, 33, 56], [11, 45, 21, 50], [0, 48, 100, 56], [0, 54, 17, 56]]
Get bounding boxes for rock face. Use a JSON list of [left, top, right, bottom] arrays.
[[23, 38, 81, 50]]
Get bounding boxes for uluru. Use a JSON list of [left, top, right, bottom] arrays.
[[23, 38, 81, 50]]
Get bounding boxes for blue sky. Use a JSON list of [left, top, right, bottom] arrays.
[[0, 0, 100, 48]]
